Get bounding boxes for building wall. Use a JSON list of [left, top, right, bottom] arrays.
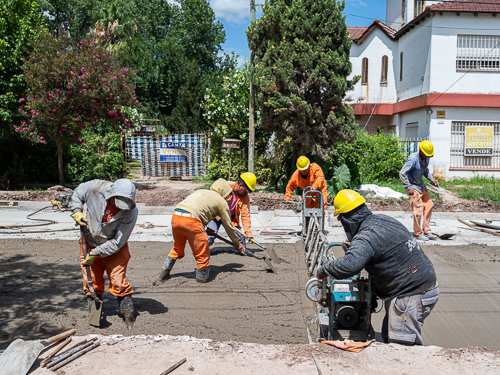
[[386, 0, 403, 29], [348, 28, 398, 104], [429, 13, 500, 95], [396, 17, 433, 101]]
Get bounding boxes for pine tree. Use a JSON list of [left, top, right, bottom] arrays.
[[247, 0, 357, 159]]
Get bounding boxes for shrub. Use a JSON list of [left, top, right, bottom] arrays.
[[65, 131, 124, 183], [333, 131, 406, 184]]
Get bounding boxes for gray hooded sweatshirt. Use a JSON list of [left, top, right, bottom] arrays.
[[71, 179, 138, 257]]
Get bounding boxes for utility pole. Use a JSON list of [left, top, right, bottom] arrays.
[[248, 0, 256, 173]]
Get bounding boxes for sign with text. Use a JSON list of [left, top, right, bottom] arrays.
[[464, 126, 493, 156], [159, 141, 188, 162]]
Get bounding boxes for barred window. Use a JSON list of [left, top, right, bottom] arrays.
[[361, 57, 368, 85], [457, 35, 500, 71], [450, 121, 500, 169], [414, 1, 426, 18]]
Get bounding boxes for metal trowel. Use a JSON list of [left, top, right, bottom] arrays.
[[80, 227, 103, 327]]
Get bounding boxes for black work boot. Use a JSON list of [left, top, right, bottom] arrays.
[[153, 256, 176, 286], [196, 266, 210, 283], [117, 294, 135, 330]]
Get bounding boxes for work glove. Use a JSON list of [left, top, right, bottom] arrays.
[[235, 242, 245, 255], [82, 254, 97, 266], [71, 212, 88, 226], [316, 266, 328, 280]]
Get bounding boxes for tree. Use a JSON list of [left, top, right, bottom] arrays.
[[17, 29, 139, 184], [121, 0, 236, 132], [246, 0, 358, 160], [0, 0, 44, 127], [92, 1, 137, 53]]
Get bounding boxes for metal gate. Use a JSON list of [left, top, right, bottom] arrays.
[[450, 121, 500, 169]]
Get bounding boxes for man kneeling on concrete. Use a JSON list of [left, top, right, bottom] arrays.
[[316, 189, 439, 345], [154, 179, 245, 284], [71, 179, 138, 330]]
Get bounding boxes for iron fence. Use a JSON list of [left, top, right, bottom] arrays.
[[399, 138, 423, 158]]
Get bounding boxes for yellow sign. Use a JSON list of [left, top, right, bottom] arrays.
[[436, 111, 446, 118], [464, 126, 494, 156]]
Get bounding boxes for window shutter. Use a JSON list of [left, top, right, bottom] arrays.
[[362, 57, 368, 84], [381, 55, 388, 83]]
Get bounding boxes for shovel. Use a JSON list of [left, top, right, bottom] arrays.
[[80, 227, 103, 327], [0, 329, 75, 375], [436, 233, 456, 240], [233, 227, 282, 264], [211, 232, 277, 273]]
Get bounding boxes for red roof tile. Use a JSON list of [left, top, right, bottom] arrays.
[[350, 20, 397, 44], [430, 0, 500, 12], [347, 26, 368, 41]]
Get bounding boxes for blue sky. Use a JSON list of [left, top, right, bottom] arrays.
[[210, 0, 387, 66]]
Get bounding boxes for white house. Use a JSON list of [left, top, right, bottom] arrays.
[[347, 0, 500, 180]]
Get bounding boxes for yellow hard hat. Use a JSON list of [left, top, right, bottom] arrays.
[[239, 172, 256, 192], [419, 140, 434, 157], [333, 189, 366, 217], [296, 156, 310, 171]]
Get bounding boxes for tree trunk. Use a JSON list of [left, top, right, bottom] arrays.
[[56, 139, 65, 185]]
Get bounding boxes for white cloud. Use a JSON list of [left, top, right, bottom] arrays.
[[349, 0, 367, 6], [211, 0, 249, 25]]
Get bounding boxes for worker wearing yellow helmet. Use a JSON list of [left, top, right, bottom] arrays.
[[400, 140, 439, 242], [206, 172, 257, 248], [317, 189, 439, 346], [284, 156, 328, 210]]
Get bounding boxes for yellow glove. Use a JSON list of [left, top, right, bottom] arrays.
[[71, 212, 88, 226], [82, 255, 97, 266]]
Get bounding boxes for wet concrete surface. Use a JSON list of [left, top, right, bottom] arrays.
[[0, 239, 312, 348]]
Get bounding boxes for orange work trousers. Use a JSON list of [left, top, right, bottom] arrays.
[[407, 189, 434, 237], [168, 214, 210, 270], [79, 239, 133, 297]]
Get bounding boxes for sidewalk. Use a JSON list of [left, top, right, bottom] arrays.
[[2, 202, 500, 246]]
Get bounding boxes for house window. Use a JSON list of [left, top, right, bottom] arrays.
[[457, 35, 500, 71], [414, 1, 426, 18], [381, 55, 388, 84], [450, 121, 500, 169], [400, 52, 403, 81], [361, 57, 368, 84], [401, 0, 406, 26], [406, 122, 418, 139]]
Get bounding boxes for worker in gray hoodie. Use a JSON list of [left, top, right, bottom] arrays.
[[316, 189, 439, 345], [71, 178, 138, 329]]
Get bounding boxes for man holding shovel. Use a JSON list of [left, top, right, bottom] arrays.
[[153, 179, 245, 284], [206, 172, 256, 250], [400, 140, 439, 242], [71, 178, 138, 329]]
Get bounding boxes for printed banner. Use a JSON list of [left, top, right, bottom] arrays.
[[464, 126, 494, 156], [159, 141, 188, 162]]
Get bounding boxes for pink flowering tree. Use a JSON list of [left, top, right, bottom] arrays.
[[17, 28, 139, 185]]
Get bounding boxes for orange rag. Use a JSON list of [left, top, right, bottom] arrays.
[[321, 339, 373, 353]]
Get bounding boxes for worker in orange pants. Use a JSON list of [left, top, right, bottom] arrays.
[[79, 239, 133, 297], [71, 178, 138, 329], [154, 179, 245, 284]]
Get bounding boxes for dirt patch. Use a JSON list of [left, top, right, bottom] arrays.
[[1, 181, 500, 212], [0, 239, 311, 348]]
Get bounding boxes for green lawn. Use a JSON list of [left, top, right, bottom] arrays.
[[440, 175, 500, 203]]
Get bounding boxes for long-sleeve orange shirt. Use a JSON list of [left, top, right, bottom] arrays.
[[229, 181, 253, 238], [285, 163, 328, 208]]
